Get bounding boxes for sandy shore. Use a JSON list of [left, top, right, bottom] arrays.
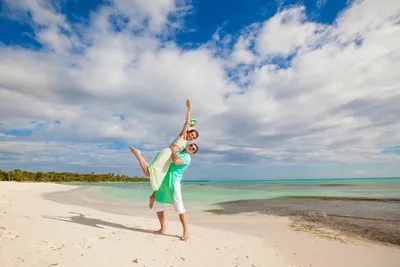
[[1, 182, 400, 267], [206, 196, 400, 245]]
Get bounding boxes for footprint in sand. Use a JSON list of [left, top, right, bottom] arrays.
[[42, 240, 55, 247], [15, 257, 24, 262], [39, 241, 66, 253], [51, 245, 65, 251], [1, 230, 19, 240], [75, 243, 92, 249]]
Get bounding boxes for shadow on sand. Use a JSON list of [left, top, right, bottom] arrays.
[[43, 212, 179, 239]]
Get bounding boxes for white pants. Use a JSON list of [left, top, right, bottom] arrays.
[[154, 180, 185, 214]]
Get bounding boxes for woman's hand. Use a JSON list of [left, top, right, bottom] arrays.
[[179, 99, 192, 138], [186, 99, 191, 111]]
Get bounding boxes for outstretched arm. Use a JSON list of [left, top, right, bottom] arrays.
[[179, 99, 191, 138]]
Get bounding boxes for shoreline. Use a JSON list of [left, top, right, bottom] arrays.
[[2, 182, 400, 267], [2, 175, 399, 184], [43, 184, 400, 246], [205, 197, 400, 246]]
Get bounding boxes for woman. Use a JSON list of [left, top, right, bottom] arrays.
[[130, 99, 199, 208]]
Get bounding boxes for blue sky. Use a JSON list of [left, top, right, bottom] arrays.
[[0, 0, 399, 180]]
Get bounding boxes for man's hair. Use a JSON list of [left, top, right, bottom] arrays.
[[192, 143, 198, 154]]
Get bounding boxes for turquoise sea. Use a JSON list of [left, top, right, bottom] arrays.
[[67, 177, 400, 207]]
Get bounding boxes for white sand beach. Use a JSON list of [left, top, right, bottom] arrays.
[[1, 182, 399, 267]]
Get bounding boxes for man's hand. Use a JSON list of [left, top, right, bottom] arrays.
[[170, 144, 180, 153], [170, 144, 184, 165], [186, 99, 191, 111]]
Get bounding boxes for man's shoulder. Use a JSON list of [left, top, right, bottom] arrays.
[[177, 152, 191, 164]]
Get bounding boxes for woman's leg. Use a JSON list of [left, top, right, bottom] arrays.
[[130, 146, 158, 208], [148, 148, 173, 191], [149, 191, 156, 209], [129, 146, 150, 177]]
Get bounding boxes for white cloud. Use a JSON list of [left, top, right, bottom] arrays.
[[231, 25, 259, 64], [334, 0, 400, 43], [4, 0, 66, 25], [0, 0, 399, 177], [353, 169, 366, 175], [113, 0, 183, 32], [3, 0, 79, 53], [256, 6, 322, 56]]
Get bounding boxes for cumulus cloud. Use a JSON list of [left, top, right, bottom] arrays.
[[0, 0, 399, 177], [256, 6, 323, 56], [200, 0, 400, 167]]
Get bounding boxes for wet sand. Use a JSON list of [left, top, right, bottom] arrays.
[[206, 196, 400, 246]]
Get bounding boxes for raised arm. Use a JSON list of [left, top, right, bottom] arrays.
[[179, 99, 191, 138]]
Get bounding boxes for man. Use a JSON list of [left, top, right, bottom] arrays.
[[130, 141, 198, 241], [129, 99, 198, 210]]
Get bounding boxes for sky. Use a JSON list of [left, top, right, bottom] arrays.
[[0, 0, 399, 180]]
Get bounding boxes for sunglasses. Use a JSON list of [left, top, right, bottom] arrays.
[[189, 144, 197, 152]]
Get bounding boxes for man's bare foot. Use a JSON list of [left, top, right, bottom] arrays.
[[153, 229, 166, 235], [180, 232, 189, 241], [148, 195, 155, 209], [129, 146, 141, 156]]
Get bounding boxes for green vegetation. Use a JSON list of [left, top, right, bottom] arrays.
[[0, 169, 149, 183]]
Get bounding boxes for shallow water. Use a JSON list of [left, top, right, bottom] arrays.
[[64, 177, 400, 206]]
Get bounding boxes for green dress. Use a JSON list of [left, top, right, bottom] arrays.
[[148, 136, 187, 191], [154, 151, 191, 204]]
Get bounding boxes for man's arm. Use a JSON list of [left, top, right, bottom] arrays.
[[170, 144, 184, 165]]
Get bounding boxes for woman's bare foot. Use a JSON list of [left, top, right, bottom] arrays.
[[148, 195, 155, 209], [180, 232, 189, 241], [153, 229, 166, 235], [129, 146, 141, 156]]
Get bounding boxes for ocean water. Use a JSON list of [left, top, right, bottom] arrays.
[[67, 177, 400, 207]]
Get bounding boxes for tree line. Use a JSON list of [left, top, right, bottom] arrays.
[[0, 169, 149, 183]]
